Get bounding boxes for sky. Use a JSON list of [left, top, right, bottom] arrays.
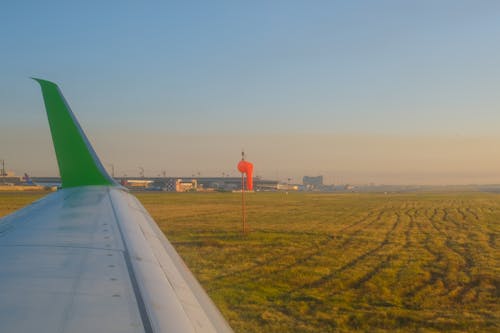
[[2, 1, 500, 185]]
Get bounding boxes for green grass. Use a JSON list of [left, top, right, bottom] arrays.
[[1, 191, 499, 332]]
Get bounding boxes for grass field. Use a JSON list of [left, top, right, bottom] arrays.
[[1, 191, 498, 332]]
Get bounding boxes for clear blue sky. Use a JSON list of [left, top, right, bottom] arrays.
[[2, 1, 500, 184]]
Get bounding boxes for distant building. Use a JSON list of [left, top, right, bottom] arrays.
[[277, 183, 300, 191], [110, 176, 279, 192], [303, 176, 323, 190], [163, 178, 176, 192], [0, 172, 22, 185], [345, 184, 355, 191], [174, 177, 278, 192], [176, 179, 198, 192], [121, 179, 154, 189]]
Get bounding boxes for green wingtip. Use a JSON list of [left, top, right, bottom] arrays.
[[33, 78, 115, 188]]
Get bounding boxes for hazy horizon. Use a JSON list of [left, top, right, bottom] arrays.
[[4, 128, 500, 185], [3, 2, 500, 185]]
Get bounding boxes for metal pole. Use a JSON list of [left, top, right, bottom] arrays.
[[241, 172, 246, 234]]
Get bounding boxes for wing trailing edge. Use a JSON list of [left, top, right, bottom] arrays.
[[33, 78, 115, 188]]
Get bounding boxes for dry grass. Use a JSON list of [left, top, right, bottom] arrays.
[[1, 191, 498, 332], [139, 191, 499, 332]]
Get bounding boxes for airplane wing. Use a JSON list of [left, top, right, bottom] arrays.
[[0, 79, 233, 333]]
